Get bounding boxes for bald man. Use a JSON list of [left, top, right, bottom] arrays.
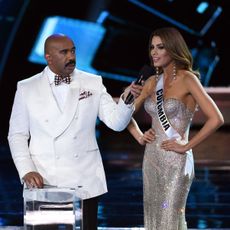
[[8, 34, 142, 230]]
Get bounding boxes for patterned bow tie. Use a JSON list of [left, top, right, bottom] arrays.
[[54, 75, 71, 86]]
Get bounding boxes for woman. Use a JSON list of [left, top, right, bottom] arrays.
[[127, 27, 224, 229]]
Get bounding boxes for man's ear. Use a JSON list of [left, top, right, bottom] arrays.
[[45, 54, 51, 63]]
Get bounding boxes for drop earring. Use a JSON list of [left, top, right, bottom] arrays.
[[155, 67, 159, 82], [173, 64, 177, 80]]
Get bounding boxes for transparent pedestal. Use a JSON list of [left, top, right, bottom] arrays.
[[23, 187, 82, 230]]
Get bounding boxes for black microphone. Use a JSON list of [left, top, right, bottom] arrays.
[[125, 65, 155, 104]]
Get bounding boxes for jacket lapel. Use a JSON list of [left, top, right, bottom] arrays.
[[38, 70, 81, 138], [39, 72, 62, 113], [53, 79, 81, 137]]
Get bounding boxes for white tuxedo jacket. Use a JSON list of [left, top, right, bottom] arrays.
[[8, 67, 134, 199]]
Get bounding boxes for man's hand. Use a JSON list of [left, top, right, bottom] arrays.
[[129, 81, 144, 99], [123, 81, 144, 104], [23, 171, 44, 189]]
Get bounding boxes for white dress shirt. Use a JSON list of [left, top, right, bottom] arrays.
[[47, 68, 72, 112]]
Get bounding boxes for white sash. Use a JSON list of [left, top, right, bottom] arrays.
[[156, 75, 181, 139], [156, 75, 194, 177]]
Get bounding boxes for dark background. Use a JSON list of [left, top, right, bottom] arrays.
[[0, 0, 229, 143], [0, 1, 229, 228]]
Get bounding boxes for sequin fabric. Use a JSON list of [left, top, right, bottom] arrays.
[[143, 97, 195, 230]]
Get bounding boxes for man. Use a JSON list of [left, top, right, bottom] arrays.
[[8, 34, 142, 230]]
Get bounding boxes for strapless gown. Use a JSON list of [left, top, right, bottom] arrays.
[[143, 97, 195, 230]]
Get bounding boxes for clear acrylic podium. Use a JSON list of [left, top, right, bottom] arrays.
[[23, 187, 82, 230]]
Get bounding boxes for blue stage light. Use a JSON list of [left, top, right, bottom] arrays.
[[28, 16, 106, 73], [197, 2, 209, 14]]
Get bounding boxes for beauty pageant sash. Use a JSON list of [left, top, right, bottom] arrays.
[[156, 75, 180, 139], [155, 74, 194, 177]]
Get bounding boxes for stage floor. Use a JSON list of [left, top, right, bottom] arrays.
[[0, 125, 229, 229], [0, 226, 230, 230], [0, 227, 229, 230]]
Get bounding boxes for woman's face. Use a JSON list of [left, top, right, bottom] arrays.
[[150, 36, 172, 68]]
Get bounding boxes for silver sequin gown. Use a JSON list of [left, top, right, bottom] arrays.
[[143, 97, 195, 230]]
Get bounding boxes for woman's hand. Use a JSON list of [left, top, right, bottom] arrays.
[[138, 128, 156, 145], [161, 139, 187, 154]]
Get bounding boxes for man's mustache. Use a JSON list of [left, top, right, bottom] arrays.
[[65, 60, 76, 67]]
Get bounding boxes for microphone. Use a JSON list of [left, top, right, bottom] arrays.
[[125, 64, 155, 104]]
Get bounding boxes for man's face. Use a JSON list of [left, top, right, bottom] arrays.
[[46, 37, 76, 76]]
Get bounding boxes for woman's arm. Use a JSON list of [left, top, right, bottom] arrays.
[[127, 76, 156, 145], [133, 76, 155, 112], [183, 74, 224, 151], [161, 73, 224, 153], [127, 118, 155, 145]]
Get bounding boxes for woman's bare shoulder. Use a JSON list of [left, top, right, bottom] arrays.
[[144, 76, 156, 92]]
